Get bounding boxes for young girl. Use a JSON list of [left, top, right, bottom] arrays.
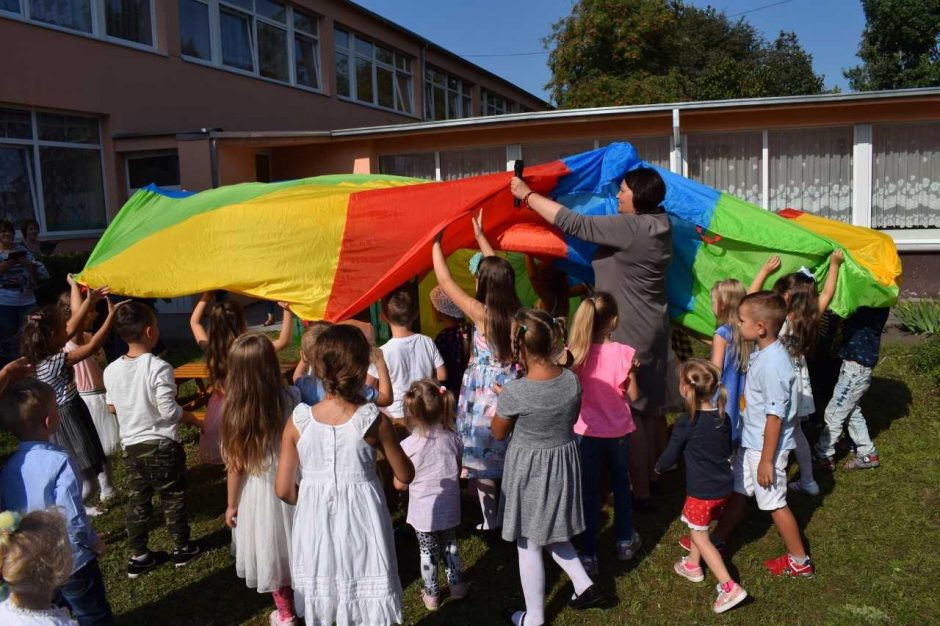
[[655, 359, 747, 614], [222, 333, 300, 626], [429, 285, 470, 397], [276, 324, 414, 625], [567, 292, 640, 575], [394, 379, 466, 611], [432, 213, 522, 532], [21, 287, 118, 511], [751, 250, 843, 496], [0, 509, 77, 625], [709, 279, 753, 444], [190, 291, 293, 465], [494, 309, 600, 626]]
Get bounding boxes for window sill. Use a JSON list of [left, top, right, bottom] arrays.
[[876, 229, 940, 252], [0, 11, 166, 58], [180, 56, 327, 97], [39, 230, 106, 241], [336, 95, 420, 120]]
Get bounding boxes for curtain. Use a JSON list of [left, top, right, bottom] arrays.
[[0, 146, 37, 224], [220, 7, 253, 71], [179, 0, 210, 59], [521, 140, 595, 166], [440, 146, 505, 180], [768, 127, 853, 222], [30, 0, 91, 32], [687, 131, 762, 205], [39, 147, 106, 232], [377, 153, 436, 180], [105, 0, 152, 45], [872, 122, 940, 229]]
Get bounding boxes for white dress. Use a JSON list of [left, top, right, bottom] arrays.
[[290, 402, 403, 626], [0, 598, 77, 625], [231, 387, 299, 593]]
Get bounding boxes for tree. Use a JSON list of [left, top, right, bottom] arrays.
[[545, 0, 825, 107], [844, 0, 940, 91]]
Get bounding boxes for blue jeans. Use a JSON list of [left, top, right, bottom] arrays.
[[56, 558, 113, 626], [0, 303, 33, 366], [578, 434, 633, 557], [815, 360, 877, 458]]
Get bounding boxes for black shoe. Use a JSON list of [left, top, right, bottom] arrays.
[[127, 551, 160, 579], [172, 542, 204, 567], [568, 584, 603, 610]]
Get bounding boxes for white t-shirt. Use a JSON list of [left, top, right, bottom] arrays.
[[0, 598, 77, 625], [103, 353, 183, 447], [380, 334, 444, 418]]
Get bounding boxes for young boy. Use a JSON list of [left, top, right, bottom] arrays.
[[102, 302, 202, 578], [380, 287, 446, 421], [733, 291, 814, 577], [814, 306, 889, 471], [0, 379, 114, 624]]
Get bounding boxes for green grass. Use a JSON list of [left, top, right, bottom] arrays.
[[3, 340, 938, 625]]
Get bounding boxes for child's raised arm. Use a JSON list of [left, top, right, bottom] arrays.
[[65, 283, 108, 341], [749, 255, 781, 294], [432, 231, 486, 326], [371, 348, 393, 408], [817, 249, 844, 314], [292, 357, 308, 383], [0, 357, 33, 396], [471, 209, 496, 257], [373, 414, 414, 485], [271, 302, 294, 352], [64, 298, 127, 367], [275, 419, 301, 505], [190, 292, 212, 349]]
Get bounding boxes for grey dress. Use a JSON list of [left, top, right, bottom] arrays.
[[554, 207, 673, 414], [497, 369, 584, 545]]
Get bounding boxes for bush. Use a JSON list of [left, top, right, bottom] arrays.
[[910, 334, 940, 386], [33, 251, 91, 306], [895, 299, 940, 335]]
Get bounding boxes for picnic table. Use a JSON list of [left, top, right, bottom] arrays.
[[174, 361, 297, 420]]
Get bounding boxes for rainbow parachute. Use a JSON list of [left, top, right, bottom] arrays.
[[78, 143, 899, 335]]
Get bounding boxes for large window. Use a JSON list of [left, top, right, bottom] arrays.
[[334, 28, 413, 115], [179, 1, 321, 91], [768, 127, 853, 222], [872, 122, 940, 230], [0, 1, 154, 47], [126, 152, 180, 194], [378, 153, 436, 180], [687, 131, 762, 205], [425, 67, 472, 121], [481, 90, 512, 116], [0, 108, 106, 233]]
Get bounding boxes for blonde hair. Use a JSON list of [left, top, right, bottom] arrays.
[[220, 333, 289, 474], [300, 321, 332, 365], [0, 509, 73, 609], [568, 292, 618, 369], [677, 358, 726, 422], [710, 279, 753, 372], [403, 379, 456, 435]]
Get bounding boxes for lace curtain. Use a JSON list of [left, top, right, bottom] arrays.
[[521, 140, 595, 166], [687, 132, 762, 205], [439, 146, 505, 180], [377, 153, 435, 180], [872, 122, 940, 229], [768, 127, 853, 221]]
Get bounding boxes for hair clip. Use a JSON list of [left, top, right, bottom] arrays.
[[0, 510, 21, 536], [468, 252, 484, 276], [797, 266, 816, 282], [438, 386, 447, 395], [27, 313, 41, 321]]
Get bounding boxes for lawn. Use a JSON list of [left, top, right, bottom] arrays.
[[2, 339, 938, 625]]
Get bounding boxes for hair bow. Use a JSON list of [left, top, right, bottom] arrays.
[[797, 266, 816, 282]]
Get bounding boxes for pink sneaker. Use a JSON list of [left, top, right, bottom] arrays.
[[421, 590, 440, 611], [713, 582, 747, 613], [673, 556, 705, 582]]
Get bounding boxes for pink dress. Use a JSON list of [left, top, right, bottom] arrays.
[[199, 389, 224, 465]]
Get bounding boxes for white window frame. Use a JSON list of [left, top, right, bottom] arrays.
[[0, 0, 157, 53], [125, 150, 181, 197], [0, 107, 107, 237], [334, 26, 414, 116], [481, 90, 511, 116], [424, 66, 472, 121]]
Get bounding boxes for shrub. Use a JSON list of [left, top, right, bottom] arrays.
[[910, 335, 940, 386], [895, 299, 940, 336]]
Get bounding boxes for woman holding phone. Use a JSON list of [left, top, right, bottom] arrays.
[[0, 218, 49, 365]]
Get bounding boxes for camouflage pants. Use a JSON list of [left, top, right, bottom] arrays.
[[123, 438, 190, 555]]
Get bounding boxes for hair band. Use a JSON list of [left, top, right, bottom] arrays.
[[27, 314, 41, 321], [438, 386, 446, 395]]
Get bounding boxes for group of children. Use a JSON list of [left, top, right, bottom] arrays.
[[0, 225, 889, 625]]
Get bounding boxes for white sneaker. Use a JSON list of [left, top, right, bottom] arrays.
[[84, 505, 102, 517], [787, 480, 820, 496]]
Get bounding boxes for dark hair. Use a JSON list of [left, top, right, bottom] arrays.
[[314, 324, 370, 403], [382, 286, 417, 327], [0, 219, 14, 234], [739, 291, 787, 336], [476, 256, 521, 362], [20, 218, 39, 237], [772, 273, 819, 358], [114, 301, 157, 343], [512, 308, 567, 363], [623, 167, 666, 214], [205, 300, 246, 388], [19, 306, 65, 363], [0, 378, 56, 437], [403, 378, 456, 435]]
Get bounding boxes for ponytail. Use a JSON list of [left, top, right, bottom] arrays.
[[677, 358, 724, 422], [403, 378, 456, 434], [568, 291, 618, 369]]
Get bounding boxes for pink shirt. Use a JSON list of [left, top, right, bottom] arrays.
[[400, 426, 462, 532], [574, 342, 636, 438], [64, 338, 105, 393]]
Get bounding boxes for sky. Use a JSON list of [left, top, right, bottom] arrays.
[[352, 0, 868, 104]]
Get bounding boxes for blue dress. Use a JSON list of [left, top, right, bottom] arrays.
[[715, 324, 745, 443]]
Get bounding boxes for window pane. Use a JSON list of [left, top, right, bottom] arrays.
[[355, 56, 373, 103], [293, 9, 315, 35], [378, 153, 436, 180], [30, 0, 91, 32], [105, 0, 152, 45], [1, 0, 21, 12], [397, 55, 410, 72], [223, 0, 250, 9], [335, 50, 349, 96], [0, 146, 37, 225], [37, 113, 99, 144], [294, 35, 319, 89], [440, 146, 506, 180], [376, 65, 394, 108], [127, 154, 180, 189], [423, 82, 433, 120], [354, 36, 372, 57], [872, 122, 940, 229], [179, 0, 211, 59], [334, 27, 349, 49], [395, 73, 412, 114], [432, 85, 445, 120], [221, 8, 253, 71], [255, 0, 284, 22], [39, 147, 106, 231], [461, 94, 472, 117], [376, 46, 393, 65], [447, 90, 459, 120], [768, 127, 853, 222], [0, 109, 32, 139], [258, 22, 288, 82], [687, 132, 762, 205]]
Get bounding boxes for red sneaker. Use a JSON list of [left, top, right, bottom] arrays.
[[764, 554, 815, 578]]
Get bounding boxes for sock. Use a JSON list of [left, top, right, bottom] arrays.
[[98, 465, 116, 499], [81, 476, 95, 501], [516, 538, 546, 626], [547, 541, 593, 596], [131, 552, 150, 562], [271, 586, 296, 620], [789, 553, 810, 565], [793, 426, 816, 487], [720, 580, 735, 592]]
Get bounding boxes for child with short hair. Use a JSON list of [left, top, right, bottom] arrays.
[[429, 286, 470, 396], [656, 359, 747, 613], [394, 379, 466, 611], [0, 379, 113, 624], [276, 324, 414, 625], [494, 309, 600, 626], [104, 302, 203, 578], [709, 279, 752, 444], [222, 333, 300, 626], [0, 509, 77, 625]]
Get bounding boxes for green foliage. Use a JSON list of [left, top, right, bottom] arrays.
[[33, 251, 91, 306], [544, 0, 825, 107], [910, 334, 940, 384], [844, 0, 940, 91], [895, 299, 940, 335]]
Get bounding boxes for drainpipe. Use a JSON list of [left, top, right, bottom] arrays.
[[671, 108, 681, 175], [202, 127, 221, 188]]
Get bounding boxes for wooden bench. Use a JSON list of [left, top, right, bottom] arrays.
[[173, 361, 297, 422]]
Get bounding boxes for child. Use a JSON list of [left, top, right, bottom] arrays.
[[814, 306, 889, 471], [21, 287, 117, 511], [429, 285, 470, 396], [104, 302, 203, 578], [221, 334, 300, 626], [190, 291, 293, 465], [0, 509, 77, 625], [379, 286, 446, 422], [709, 279, 752, 444], [655, 359, 747, 614], [0, 379, 113, 624], [394, 379, 466, 611], [567, 291, 641, 574], [493, 309, 600, 626], [433, 221, 521, 532], [275, 324, 414, 625]]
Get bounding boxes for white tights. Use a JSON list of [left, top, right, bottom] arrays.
[[513, 537, 593, 626], [468, 478, 500, 530], [793, 424, 817, 488]]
